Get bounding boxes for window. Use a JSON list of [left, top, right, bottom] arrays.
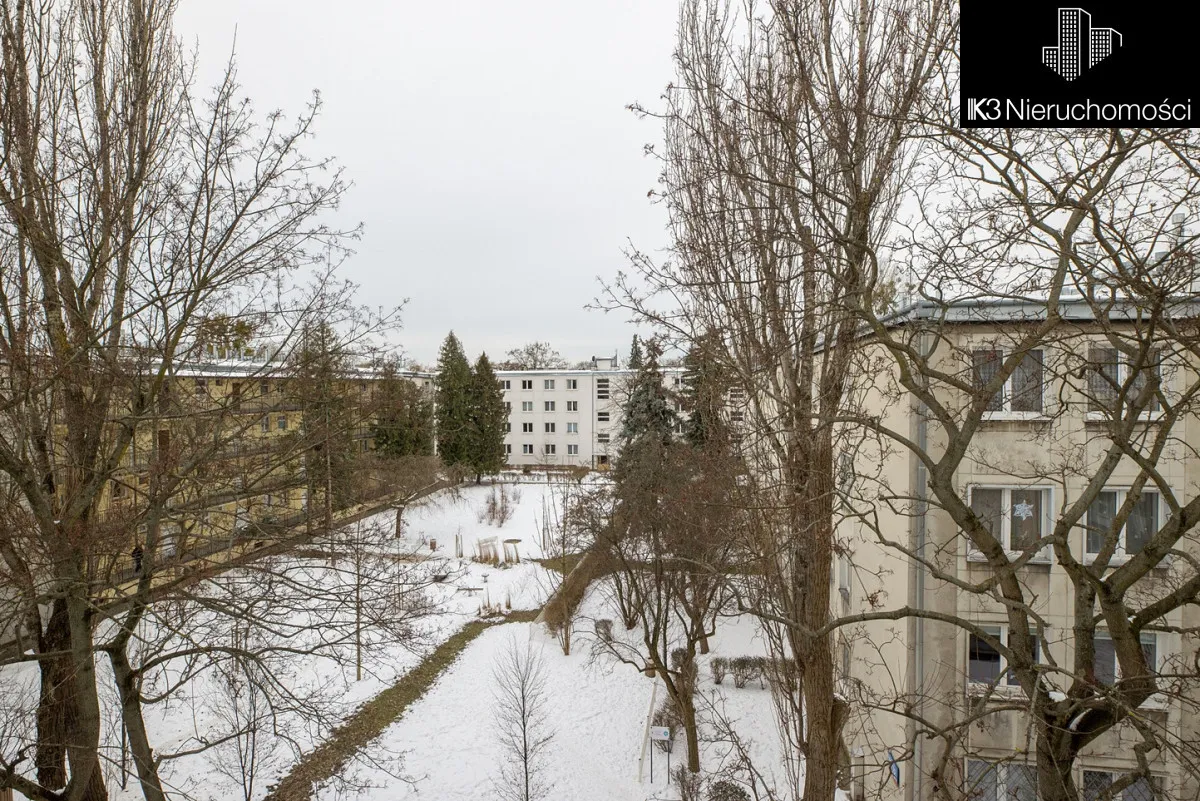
[[566, 379, 578, 390], [505, 444, 512, 455], [597, 433, 610, 444], [544, 401, 556, 412], [597, 378, 610, 400], [597, 411, 610, 423], [544, 379, 555, 390], [1082, 771, 1158, 801], [522, 423, 533, 433], [730, 411, 744, 423], [673, 376, 682, 386], [522, 444, 534, 454], [504, 422, 512, 433], [568, 444, 579, 455], [729, 386, 745, 402], [968, 626, 1040, 686], [277, 416, 287, 430], [195, 379, 207, 395], [969, 487, 1049, 555], [260, 380, 269, 396], [545, 422, 556, 433], [972, 348, 1044, 413], [522, 401, 534, 412], [567, 400, 578, 411], [966, 759, 1038, 801], [544, 444, 556, 455], [1086, 489, 1159, 558], [261, 416, 269, 433], [504, 401, 512, 413], [567, 422, 578, 434], [1088, 347, 1161, 414], [1093, 632, 1156, 687], [596, 454, 609, 466], [500, 379, 511, 390], [521, 379, 533, 390]]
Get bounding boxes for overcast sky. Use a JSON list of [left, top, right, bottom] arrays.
[[174, 1, 680, 368]]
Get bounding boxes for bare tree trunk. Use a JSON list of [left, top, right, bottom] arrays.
[[108, 647, 168, 801]]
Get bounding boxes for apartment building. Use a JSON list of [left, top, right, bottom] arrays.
[[832, 298, 1199, 801], [496, 355, 686, 469]]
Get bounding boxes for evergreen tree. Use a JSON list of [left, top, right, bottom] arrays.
[[467, 353, 508, 483], [372, 359, 434, 456], [619, 339, 677, 446], [435, 331, 473, 467], [681, 333, 730, 448], [627, 335, 643, 371]]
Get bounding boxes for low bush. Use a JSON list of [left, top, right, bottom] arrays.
[[711, 657, 728, 685], [731, 656, 756, 689], [708, 779, 751, 801], [675, 766, 702, 801], [595, 619, 613, 643]]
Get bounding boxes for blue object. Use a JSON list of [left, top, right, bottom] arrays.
[[887, 750, 901, 787]]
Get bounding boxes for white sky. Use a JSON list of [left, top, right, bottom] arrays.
[[174, 0, 680, 368]]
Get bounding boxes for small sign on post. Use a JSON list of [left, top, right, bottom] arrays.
[[648, 726, 671, 782]]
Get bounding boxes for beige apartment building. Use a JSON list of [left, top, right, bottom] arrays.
[[833, 298, 1199, 801]]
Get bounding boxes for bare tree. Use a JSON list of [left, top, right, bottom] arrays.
[[492, 635, 555, 801], [605, 0, 954, 796], [500, 342, 568, 371]]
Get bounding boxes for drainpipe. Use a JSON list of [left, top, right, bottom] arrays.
[[912, 331, 932, 801]]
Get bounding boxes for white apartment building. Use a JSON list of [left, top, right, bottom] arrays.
[[496, 356, 685, 469]]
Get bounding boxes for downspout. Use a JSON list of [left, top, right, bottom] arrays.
[[911, 330, 932, 801]]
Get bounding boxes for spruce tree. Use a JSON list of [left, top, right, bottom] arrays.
[[435, 332, 473, 467], [627, 335, 643, 371], [619, 339, 676, 446], [467, 353, 507, 482]]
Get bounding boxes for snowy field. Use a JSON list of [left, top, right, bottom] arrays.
[[317, 584, 800, 801], [2, 481, 563, 801]]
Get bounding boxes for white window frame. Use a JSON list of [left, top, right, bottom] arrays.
[[504, 401, 512, 413], [567, 422, 578, 434], [966, 486, 1053, 562], [972, 347, 1047, 420], [544, 401, 556, 412], [596, 433, 610, 444], [504, 422, 511, 433], [1084, 488, 1162, 565], [566, 379, 578, 390], [521, 422, 533, 433], [965, 759, 1038, 801], [1080, 769, 1162, 801], [1085, 346, 1164, 421], [966, 624, 1042, 691], [566, 400, 579, 412], [522, 443, 534, 455], [504, 443, 512, 455], [596, 378, 610, 400], [597, 411, 610, 423], [521, 379, 533, 390], [544, 443, 556, 455], [544, 379, 555, 390], [545, 422, 556, 433], [567, 444, 579, 455], [500, 379, 511, 390], [522, 401, 534, 412], [1092, 631, 1163, 707]]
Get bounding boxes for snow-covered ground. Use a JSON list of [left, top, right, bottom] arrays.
[[3, 481, 565, 801], [318, 583, 799, 801]]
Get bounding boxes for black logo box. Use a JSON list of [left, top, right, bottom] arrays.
[[959, 0, 1198, 127]]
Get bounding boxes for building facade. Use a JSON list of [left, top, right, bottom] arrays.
[[832, 300, 1199, 801]]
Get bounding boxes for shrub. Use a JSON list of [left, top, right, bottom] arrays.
[[651, 699, 681, 752], [751, 656, 769, 688], [670, 647, 689, 671], [675, 766, 702, 801], [708, 779, 751, 801], [711, 657, 728, 685], [595, 619, 614, 643], [731, 656, 756, 689]]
